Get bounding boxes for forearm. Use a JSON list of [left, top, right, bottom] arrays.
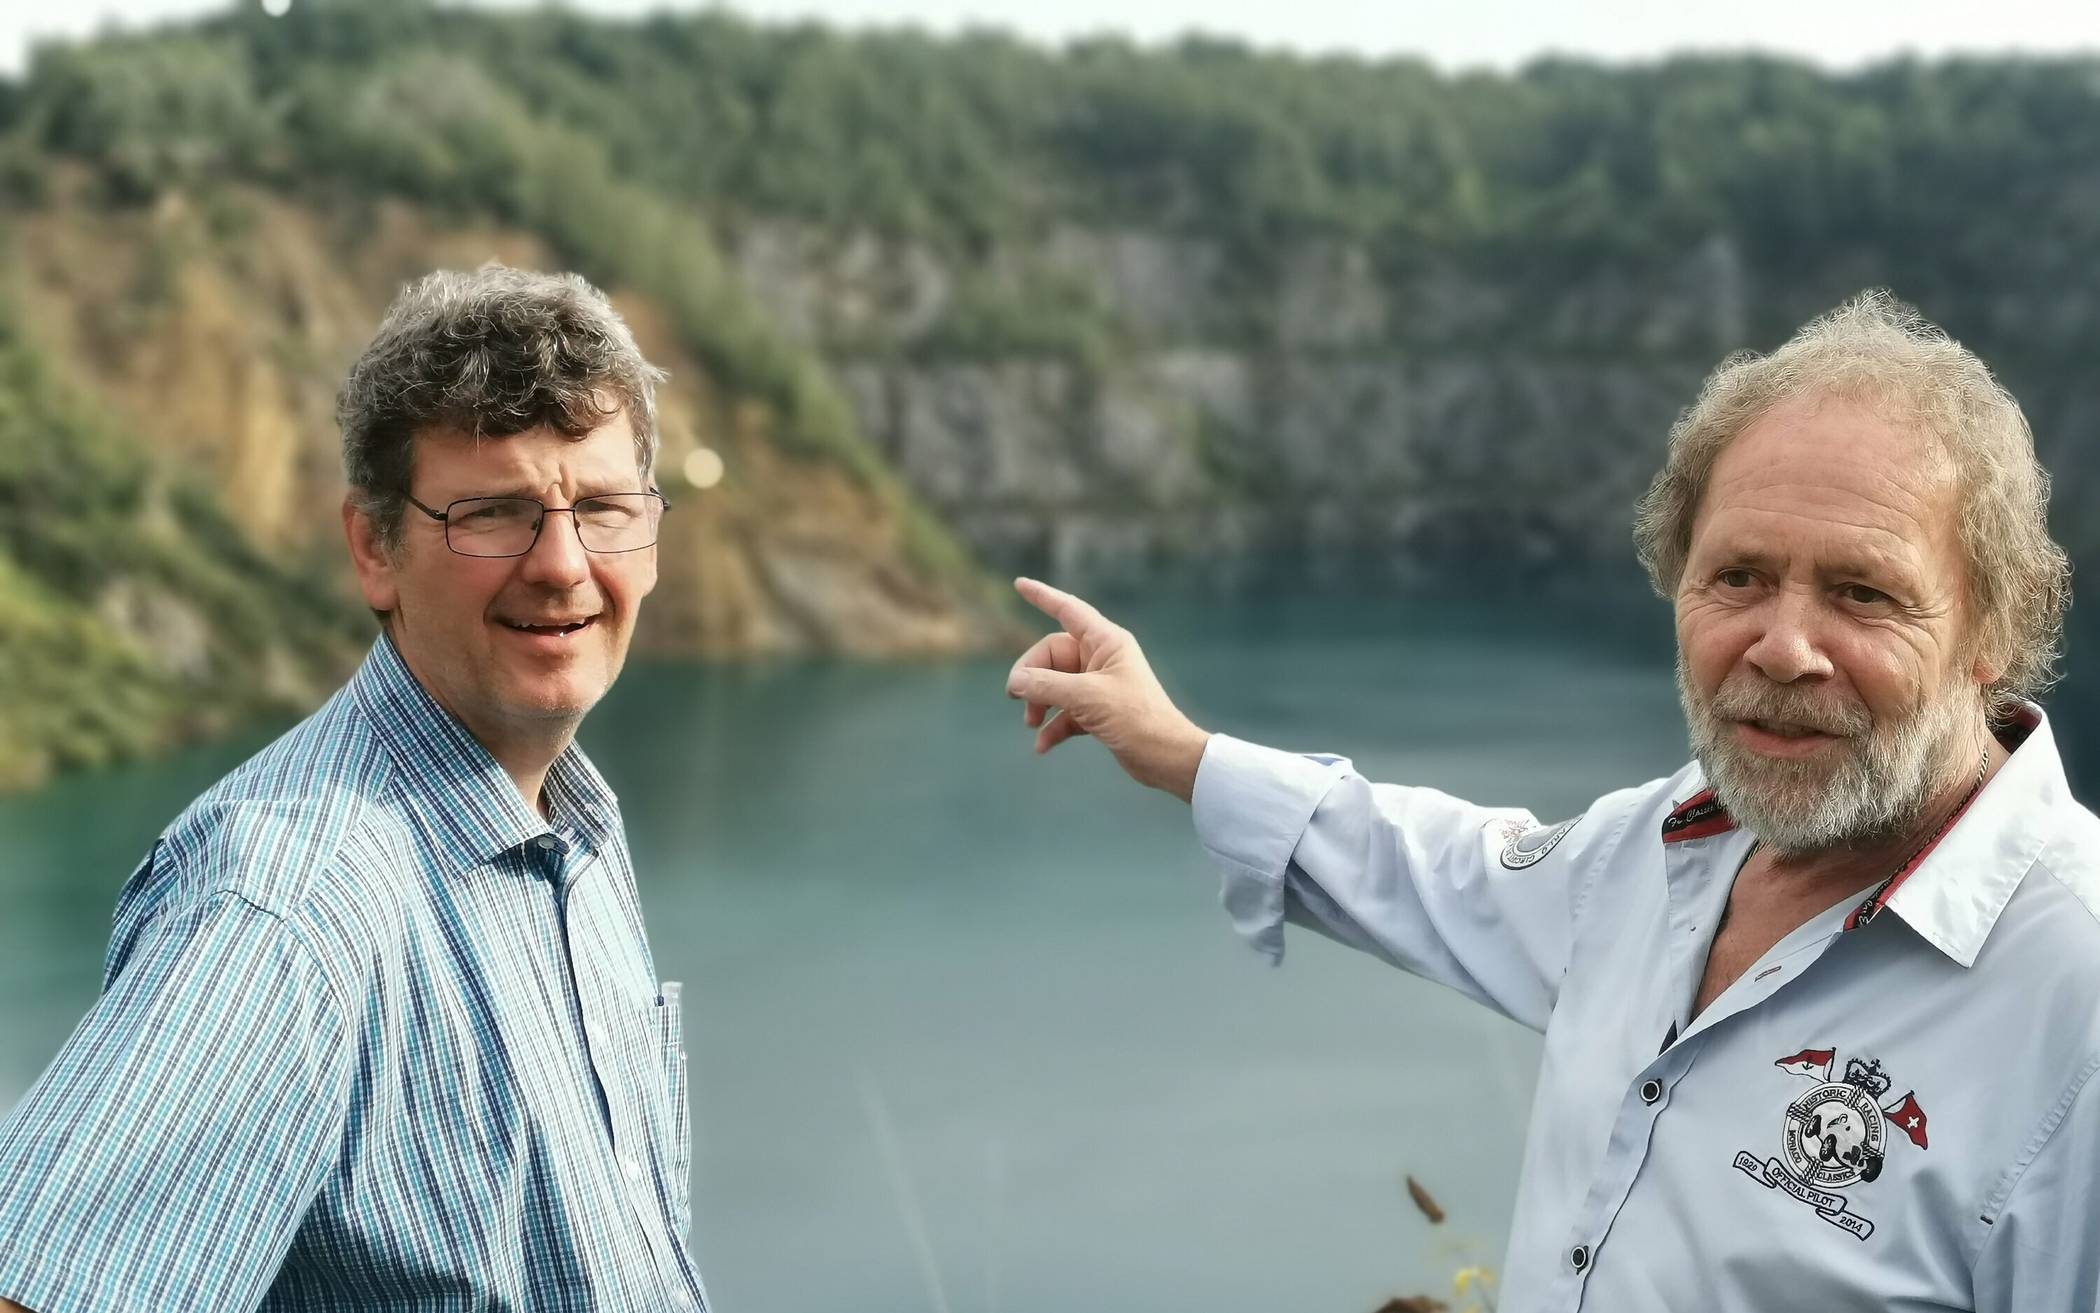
[[1193, 732, 1613, 1027]]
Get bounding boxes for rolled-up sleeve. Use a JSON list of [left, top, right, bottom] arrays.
[[0, 891, 352, 1313], [1193, 732, 1643, 1031], [1193, 734, 1355, 959]]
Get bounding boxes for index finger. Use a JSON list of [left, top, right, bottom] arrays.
[[1013, 576, 1115, 641]]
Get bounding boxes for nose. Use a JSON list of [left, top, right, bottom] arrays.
[[1742, 588, 1834, 685], [518, 505, 592, 589]]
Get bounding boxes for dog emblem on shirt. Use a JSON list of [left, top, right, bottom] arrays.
[[1732, 1047, 1930, 1241]]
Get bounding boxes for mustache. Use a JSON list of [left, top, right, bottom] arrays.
[[1705, 679, 1871, 739]]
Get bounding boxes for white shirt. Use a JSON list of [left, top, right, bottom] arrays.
[[1192, 705, 2100, 1311]]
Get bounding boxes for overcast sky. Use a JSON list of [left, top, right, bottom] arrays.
[[6, 0, 2100, 75]]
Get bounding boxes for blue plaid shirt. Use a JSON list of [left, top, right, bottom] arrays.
[[0, 637, 707, 1312]]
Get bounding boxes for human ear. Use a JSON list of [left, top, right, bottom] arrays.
[[343, 495, 401, 616]]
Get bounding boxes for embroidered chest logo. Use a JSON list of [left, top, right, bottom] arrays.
[[1731, 1047, 1930, 1241]]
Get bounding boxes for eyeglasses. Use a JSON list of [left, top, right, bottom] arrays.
[[404, 491, 670, 558]]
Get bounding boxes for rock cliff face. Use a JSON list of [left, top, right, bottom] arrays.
[[15, 176, 2098, 792], [12, 182, 1007, 662], [0, 180, 1015, 789], [730, 220, 2099, 591]]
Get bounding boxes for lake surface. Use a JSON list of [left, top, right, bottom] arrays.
[[3, 591, 2093, 1312]]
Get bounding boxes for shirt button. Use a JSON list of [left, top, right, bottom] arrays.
[[1570, 1244, 1590, 1272], [624, 1157, 643, 1182], [1641, 1079, 1664, 1105], [537, 835, 557, 851]]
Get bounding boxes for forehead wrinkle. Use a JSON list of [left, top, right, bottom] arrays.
[[1713, 432, 1957, 535], [1707, 448, 1946, 510], [1707, 501, 1937, 553], [417, 425, 641, 502], [1695, 429, 1960, 587]]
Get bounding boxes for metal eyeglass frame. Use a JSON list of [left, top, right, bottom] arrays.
[[402, 490, 672, 558]]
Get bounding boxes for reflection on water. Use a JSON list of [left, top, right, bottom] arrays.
[[1, 589, 2091, 1311]]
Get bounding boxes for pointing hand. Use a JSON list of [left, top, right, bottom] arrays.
[[1004, 578, 1211, 802]]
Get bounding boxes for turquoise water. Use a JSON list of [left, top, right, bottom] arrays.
[[0, 593, 1760, 1309]]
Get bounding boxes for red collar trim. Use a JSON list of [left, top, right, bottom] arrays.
[[1661, 787, 1736, 844], [1842, 787, 1984, 931]]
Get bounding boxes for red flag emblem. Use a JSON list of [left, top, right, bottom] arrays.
[[1885, 1092, 1929, 1149], [1775, 1048, 1835, 1079]]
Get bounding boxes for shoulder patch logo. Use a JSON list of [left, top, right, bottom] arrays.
[[1732, 1046, 1929, 1241], [1497, 816, 1580, 870]]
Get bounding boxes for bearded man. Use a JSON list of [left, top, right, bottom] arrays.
[[1004, 292, 2096, 1310]]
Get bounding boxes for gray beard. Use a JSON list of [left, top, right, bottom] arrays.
[[1676, 654, 1980, 857]]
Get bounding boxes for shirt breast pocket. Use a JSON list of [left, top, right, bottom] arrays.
[[654, 980, 691, 1233]]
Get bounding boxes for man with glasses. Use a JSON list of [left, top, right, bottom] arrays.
[[0, 266, 708, 1311]]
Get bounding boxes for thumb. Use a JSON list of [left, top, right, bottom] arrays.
[[1007, 666, 1092, 712]]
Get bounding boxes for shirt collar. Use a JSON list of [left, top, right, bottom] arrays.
[[350, 635, 621, 874], [1875, 702, 2056, 967]]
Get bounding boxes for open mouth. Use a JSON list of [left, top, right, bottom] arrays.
[[499, 616, 597, 636]]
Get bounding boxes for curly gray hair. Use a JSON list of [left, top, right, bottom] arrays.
[[1634, 290, 2070, 717], [339, 263, 665, 550]]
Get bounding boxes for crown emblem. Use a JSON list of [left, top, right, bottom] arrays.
[[1841, 1056, 1892, 1100]]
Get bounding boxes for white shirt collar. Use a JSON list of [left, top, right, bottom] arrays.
[[1880, 702, 2059, 968]]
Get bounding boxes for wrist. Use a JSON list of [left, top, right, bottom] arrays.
[[1159, 722, 1212, 803]]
